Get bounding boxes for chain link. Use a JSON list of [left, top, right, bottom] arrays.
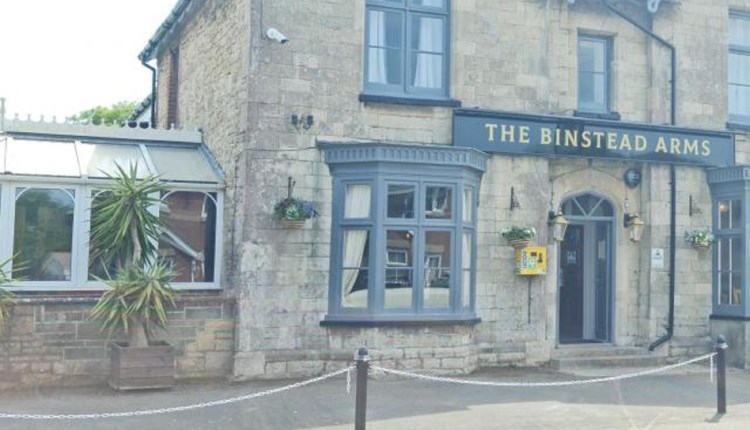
[[371, 353, 716, 388], [0, 366, 355, 420]]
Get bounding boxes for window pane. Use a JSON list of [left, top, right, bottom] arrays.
[[385, 230, 414, 308], [462, 232, 472, 309], [591, 199, 614, 217], [387, 184, 415, 218], [732, 237, 743, 270], [424, 231, 451, 308], [729, 82, 750, 118], [13, 188, 75, 281], [158, 192, 217, 282], [147, 146, 220, 183], [729, 53, 750, 86], [719, 238, 730, 271], [410, 15, 444, 89], [720, 272, 730, 305], [579, 38, 606, 73], [412, 0, 444, 7], [463, 187, 473, 222], [730, 15, 750, 46], [732, 199, 742, 229], [89, 190, 114, 280], [342, 230, 370, 308], [425, 186, 451, 219], [345, 184, 371, 218], [367, 10, 403, 85], [719, 201, 731, 229], [732, 273, 743, 305]]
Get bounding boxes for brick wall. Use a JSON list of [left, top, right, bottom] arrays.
[[0, 295, 235, 390]]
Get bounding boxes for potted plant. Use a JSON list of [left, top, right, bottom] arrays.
[[502, 226, 537, 249], [684, 229, 715, 250], [274, 196, 318, 229], [89, 164, 177, 390]]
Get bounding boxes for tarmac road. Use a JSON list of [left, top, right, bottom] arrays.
[[0, 364, 749, 429]]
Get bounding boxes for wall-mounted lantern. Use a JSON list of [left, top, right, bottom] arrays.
[[624, 213, 645, 243], [548, 211, 569, 243]]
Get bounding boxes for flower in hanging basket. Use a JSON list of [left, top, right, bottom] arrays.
[[273, 197, 318, 221], [684, 229, 715, 249], [501, 226, 537, 242]]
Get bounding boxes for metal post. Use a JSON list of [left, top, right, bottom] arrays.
[[354, 347, 370, 430], [716, 335, 728, 415]]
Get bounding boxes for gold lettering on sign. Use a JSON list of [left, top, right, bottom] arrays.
[[670, 138, 681, 154], [581, 131, 592, 148], [607, 133, 618, 150], [593, 132, 605, 148], [519, 126, 530, 144], [635, 135, 647, 151], [501, 124, 515, 142], [541, 128, 552, 145], [655, 137, 668, 153], [619, 134, 632, 151], [702, 140, 711, 156], [485, 123, 498, 142], [684, 139, 699, 155], [564, 129, 578, 147]]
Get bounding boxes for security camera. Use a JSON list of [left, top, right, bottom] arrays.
[[266, 28, 289, 44]]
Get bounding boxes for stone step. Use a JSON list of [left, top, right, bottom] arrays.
[[550, 354, 668, 370], [551, 346, 649, 359]]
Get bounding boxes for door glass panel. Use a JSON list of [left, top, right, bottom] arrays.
[[342, 230, 370, 308], [387, 185, 415, 218], [385, 230, 414, 308], [14, 188, 75, 281], [425, 186, 451, 219], [560, 225, 584, 342], [424, 231, 451, 308]]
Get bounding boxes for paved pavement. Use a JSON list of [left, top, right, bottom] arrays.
[[0, 361, 749, 429]]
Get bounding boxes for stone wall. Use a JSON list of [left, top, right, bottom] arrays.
[[149, 0, 737, 380], [0, 295, 235, 389]]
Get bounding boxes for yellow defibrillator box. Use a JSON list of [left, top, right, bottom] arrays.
[[515, 246, 547, 276]]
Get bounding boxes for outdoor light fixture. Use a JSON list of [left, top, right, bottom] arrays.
[[548, 211, 569, 243], [624, 213, 645, 243]]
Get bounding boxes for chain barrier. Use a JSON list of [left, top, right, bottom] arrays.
[[371, 353, 717, 388], [0, 366, 355, 421]]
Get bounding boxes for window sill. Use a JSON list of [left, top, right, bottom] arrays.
[[320, 315, 481, 327], [710, 313, 750, 321], [573, 110, 621, 121], [359, 93, 461, 108]]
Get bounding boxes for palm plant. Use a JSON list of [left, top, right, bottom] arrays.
[[0, 258, 15, 334], [89, 164, 175, 348]]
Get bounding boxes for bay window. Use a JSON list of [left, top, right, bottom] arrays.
[[323, 143, 486, 323]]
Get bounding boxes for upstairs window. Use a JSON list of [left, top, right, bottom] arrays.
[[730, 13, 750, 124], [577, 35, 612, 114], [364, 0, 450, 99]]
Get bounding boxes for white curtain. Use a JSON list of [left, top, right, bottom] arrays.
[[462, 188, 472, 222], [413, 16, 443, 89], [342, 185, 371, 303], [368, 10, 387, 84], [462, 233, 471, 307]]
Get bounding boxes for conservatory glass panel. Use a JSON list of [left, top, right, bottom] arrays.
[[13, 188, 75, 281], [6, 138, 79, 177], [158, 192, 217, 282], [78, 143, 150, 178], [147, 146, 219, 183]]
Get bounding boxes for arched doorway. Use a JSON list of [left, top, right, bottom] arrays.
[[558, 193, 615, 344]]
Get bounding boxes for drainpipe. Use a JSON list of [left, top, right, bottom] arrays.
[[141, 61, 157, 128], [601, 0, 676, 351]]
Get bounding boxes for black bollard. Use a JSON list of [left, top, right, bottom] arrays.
[[354, 347, 370, 430], [716, 335, 728, 415]]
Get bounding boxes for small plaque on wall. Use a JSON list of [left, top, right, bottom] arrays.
[[651, 248, 664, 269]]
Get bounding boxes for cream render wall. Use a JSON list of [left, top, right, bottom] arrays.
[[153, 0, 741, 378]]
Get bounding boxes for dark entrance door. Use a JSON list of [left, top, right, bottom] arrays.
[[558, 194, 614, 344]]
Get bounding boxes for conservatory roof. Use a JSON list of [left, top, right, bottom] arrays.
[[0, 118, 224, 185]]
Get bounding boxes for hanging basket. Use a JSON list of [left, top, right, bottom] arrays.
[[509, 239, 531, 249], [280, 219, 307, 229], [690, 242, 712, 251]]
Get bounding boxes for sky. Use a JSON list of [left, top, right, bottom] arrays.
[[0, 0, 179, 121]]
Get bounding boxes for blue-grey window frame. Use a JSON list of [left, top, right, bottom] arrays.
[[577, 34, 612, 114], [363, 0, 451, 100], [729, 12, 750, 125], [708, 166, 750, 318], [322, 143, 486, 324]]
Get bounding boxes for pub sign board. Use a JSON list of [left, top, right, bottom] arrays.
[[452, 109, 735, 167]]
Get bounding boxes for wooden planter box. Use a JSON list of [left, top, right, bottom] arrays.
[[109, 341, 175, 390]]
